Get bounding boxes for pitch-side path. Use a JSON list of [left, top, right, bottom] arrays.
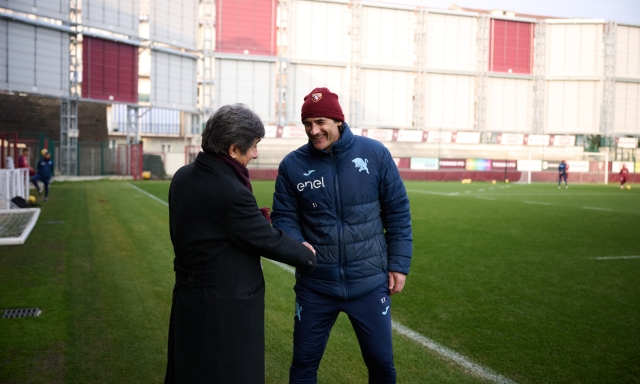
[[127, 182, 517, 384]]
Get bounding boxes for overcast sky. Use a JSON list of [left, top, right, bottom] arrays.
[[381, 0, 640, 25]]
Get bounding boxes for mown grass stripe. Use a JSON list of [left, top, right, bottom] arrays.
[[269, 261, 517, 384], [590, 255, 640, 260], [581, 206, 612, 211]]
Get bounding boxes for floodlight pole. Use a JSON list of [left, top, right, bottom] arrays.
[[349, 0, 362, 127], [475, 15, 489, 133], [60, 0, 80, 175], [201, 0, 215, 130]]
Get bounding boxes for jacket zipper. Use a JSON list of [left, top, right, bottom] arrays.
[[330, 151, 347, 300]]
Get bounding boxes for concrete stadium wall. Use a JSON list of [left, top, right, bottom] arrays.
[[399, 170, 522, 182], [249, 168, 640, 183], [0, 93, 108, 142], [248, 138, 601, 169], [164, 152, 187, 176], [249, 169, 521, 182]]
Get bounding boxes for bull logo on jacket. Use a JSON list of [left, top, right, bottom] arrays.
[[352, 158, 369, 174]]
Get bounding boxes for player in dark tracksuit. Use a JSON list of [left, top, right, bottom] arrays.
[[272, 88, 412, 383], [31, 149, 53, 201], [558, 160, 568, 189]]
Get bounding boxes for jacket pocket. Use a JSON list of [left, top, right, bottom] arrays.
[[240, 281, 265, 298]]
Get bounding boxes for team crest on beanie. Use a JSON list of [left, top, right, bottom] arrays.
[[301, 87, 344, 122]]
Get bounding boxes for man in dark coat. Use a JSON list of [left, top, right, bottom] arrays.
[[166, 104, 317, 384]]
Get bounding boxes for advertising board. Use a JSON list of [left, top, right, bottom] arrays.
[[439, 159, 466, 169], [410, 158, 439, 170], [466, 159, 491, 171]]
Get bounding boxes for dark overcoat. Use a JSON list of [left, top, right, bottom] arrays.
[[165, 152, 316, 384]]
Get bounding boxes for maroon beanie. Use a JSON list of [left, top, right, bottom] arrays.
[[301, 87, 344, 122]]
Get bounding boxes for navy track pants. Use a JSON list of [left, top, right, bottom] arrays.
[[290, 282, 395, 384], [30, 174, 50, 198], [559, 173, 568, 185]]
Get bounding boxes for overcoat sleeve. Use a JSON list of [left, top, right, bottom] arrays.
[[227, 188, 316, 269]]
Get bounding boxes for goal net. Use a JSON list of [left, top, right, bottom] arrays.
[[0, 169, 41, 246], [1, 168, 30, 208], [0, 208, 41, 245], [400, 145, 612, 184], [518, 152, 610, 185]]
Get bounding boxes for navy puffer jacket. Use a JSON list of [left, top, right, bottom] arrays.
[[271, 124, 413, 300]]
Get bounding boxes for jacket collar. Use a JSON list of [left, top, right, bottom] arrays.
[[307, 122, 355, 157], [195, 151, 238, 181]]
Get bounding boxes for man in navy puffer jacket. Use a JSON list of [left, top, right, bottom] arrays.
[[272, 87, 412, 383]]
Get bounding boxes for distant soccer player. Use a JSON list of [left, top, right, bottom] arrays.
[[619, 164, 629, 189], [17, 148, 36, 176], [30, 149, 53, 201], [558, 160, 568, 189]]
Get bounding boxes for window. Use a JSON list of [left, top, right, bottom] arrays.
[[490, 19, 533, 74]]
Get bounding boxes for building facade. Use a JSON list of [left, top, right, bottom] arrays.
[[1, 0, 638, 175]]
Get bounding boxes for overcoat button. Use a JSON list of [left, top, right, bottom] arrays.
[[307, 260, 313, 265], [189, 276, 192, 282]]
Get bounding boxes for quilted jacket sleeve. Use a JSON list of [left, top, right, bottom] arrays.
[[271, 160, 306, 243], [378, 148, 413, 274]]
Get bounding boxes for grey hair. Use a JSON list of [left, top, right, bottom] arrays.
[[201, 104, 265, 155]]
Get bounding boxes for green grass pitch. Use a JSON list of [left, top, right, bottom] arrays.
[[0, 180, 638, 383]]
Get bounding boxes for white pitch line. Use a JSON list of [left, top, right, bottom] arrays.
[[269, 259, 517, 384], [499, 193, 635, 197], [406, 189, 460, 197], [581, 206, 611, 211], [590, 255, 640, 260], [130, 183, 516, 384], [270, 259, 296, 274], [523, 201, 551, 205], [392, 321, 517, 384], [127, 183, 169, 206]]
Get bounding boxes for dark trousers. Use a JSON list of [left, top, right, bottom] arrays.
[[290, 282, 395, 384], [30, 174, 50, 197], [558, 173, 567, 186]]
